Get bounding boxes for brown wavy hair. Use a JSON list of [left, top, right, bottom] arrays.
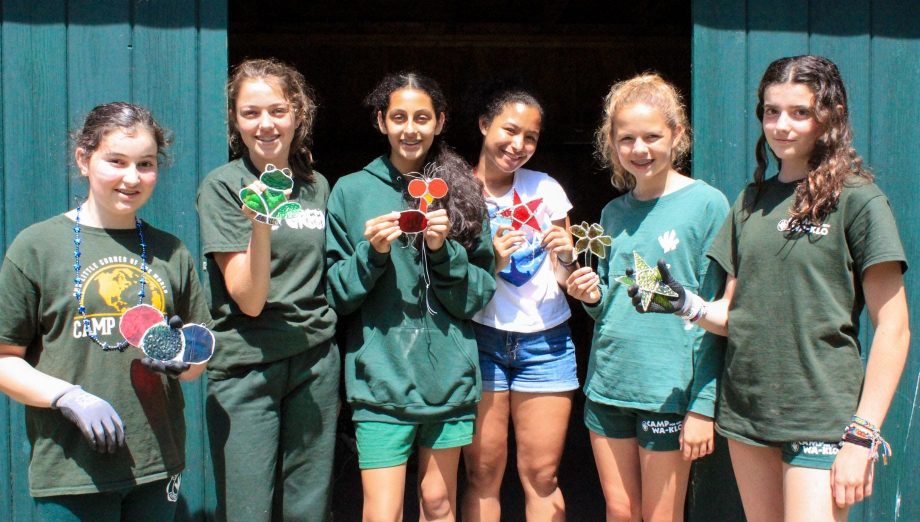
[[594, 73, 691, 191], [753, 55, 872, 223], [227, 58, 317, 181]]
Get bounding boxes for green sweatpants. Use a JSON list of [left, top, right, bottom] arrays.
[[207, 339, 340, 522], [33, 478, 176, 521]]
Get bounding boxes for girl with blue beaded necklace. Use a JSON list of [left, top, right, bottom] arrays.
[[0, 102, 211, 520]]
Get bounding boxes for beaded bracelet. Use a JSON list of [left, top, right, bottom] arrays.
[[841, 416, 892, 464]]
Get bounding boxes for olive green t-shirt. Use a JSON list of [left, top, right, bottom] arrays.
[[708, 176, 907, 442], [197, 157, 336, 378], [0, 214, 211, 496]]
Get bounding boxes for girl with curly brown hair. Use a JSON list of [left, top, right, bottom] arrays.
[[197, 58, 339, 521], [630, 55, 910, 521]]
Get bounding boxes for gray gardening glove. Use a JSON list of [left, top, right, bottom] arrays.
[[52, 386, 125, 454], [626, 259, 688, 314]]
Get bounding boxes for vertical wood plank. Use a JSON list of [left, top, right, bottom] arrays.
[[66, 1, 132, 205], [196, 1, 228, 518], [688, 3, 747, 521], [867, 2, 920, 521], [132, 0, 199, 248], [2, 3, 68, 521], [0, 3, 8, 520]]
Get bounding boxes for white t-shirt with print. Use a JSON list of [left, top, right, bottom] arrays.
[[473, 168, 572, 333]]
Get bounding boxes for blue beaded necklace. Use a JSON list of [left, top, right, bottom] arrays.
[[72, 203, 148, 352]]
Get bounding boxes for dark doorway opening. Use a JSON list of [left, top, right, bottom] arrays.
[[230, 2, 690, 519]]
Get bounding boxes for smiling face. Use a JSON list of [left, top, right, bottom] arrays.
[[377, 88, 445, 173], [233, 77, 295, 170], [762, 82, 821, 177], [479, 102, 541, 175], [77, 127, 159, 227], [611, 103, 682, 189]]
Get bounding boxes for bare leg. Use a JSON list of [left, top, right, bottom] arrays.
[[462, 391, 510, 522], [727, 439, 783, 522], [590, 431, 642, 522], [510, 391, 573, 521], [418, 446, 462, 522], [637, 447, 692, 522], [361, 464, 407, 522], [784, 464, 849, 522]]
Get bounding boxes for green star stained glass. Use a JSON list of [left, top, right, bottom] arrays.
[[615, 251, 678, 311], [238, 163, 302, 226], [571, 221, 613, 259]]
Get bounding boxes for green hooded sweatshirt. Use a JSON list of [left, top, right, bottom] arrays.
[[326, 156, 496, 423]]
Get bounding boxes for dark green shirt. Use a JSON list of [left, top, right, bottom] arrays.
[[0, 214, 210, 496], [708, 176, 907, 442], [325, 156, 496, 423], [197, 158, 336, 378]]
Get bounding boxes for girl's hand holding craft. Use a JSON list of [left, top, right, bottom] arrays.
[[424, 208, 450, 251], [680, 412, 714, 461], [364, 212, 402, 254], [492, 224, 524, 272], [831, 442, 875, 508], [565, 266, 601, 304], [52, 386, 125, 454], [542, 225, 575, 267], [239, 180, 275, 228]]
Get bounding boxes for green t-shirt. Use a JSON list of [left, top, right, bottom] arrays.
[[0, 214, 211, 497], [708, 176, 907, 442], [197, 157, 337, 378], [584, 180, 728, 416]]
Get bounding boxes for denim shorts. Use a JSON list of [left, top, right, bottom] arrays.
[[473, 322, 578, 393], [584, 400, 684, 451]]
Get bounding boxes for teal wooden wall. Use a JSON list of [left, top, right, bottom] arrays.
[[0, 1, 227, 520], [691, 1, 919, 520]]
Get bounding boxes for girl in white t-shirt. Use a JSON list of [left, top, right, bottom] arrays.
[[463, 88, 578, 521]]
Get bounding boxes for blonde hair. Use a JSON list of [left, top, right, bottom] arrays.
[[594, 73, 691, 191]]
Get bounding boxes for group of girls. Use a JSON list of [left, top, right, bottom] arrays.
[[0, 52, 908, 522]]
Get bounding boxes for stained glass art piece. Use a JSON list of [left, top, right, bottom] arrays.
[[571, 221, 613, 259], [238, 163, 302, 226], [614, 251, 679, 311], [496, 190, 543, 233], [119, 304, 214, 364], [399, 164, 449, 233]]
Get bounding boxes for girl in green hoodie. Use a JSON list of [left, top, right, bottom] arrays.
[[326, 72, 496, 521]]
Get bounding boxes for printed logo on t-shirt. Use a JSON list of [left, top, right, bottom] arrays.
[[71, 258, 168, 341], [273, 207, 326, 231], [776, 218, 831, 236], [658, 229, 680, 253]]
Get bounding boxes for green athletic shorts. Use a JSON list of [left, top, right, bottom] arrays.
[[354, 419, 474, 469], [584, 400, 684, 451], [716, 424, 841, 470]]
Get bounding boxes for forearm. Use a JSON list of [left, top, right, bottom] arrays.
[[218, 223, 272, 316], [0, 353, 74, 408], [855, 323, 910, 428], [697, 296, 729, 337]]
